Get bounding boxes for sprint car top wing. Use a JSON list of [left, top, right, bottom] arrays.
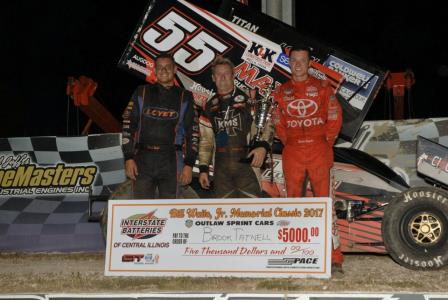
[[118, 0, 387, 141]]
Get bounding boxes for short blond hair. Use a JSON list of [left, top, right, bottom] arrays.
[[211, 56, 235, 74]]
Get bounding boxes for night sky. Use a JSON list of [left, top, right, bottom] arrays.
[[1, 1, 447, 138]]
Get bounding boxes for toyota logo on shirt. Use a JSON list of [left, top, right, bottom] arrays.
[[287, 99, 318, 118]]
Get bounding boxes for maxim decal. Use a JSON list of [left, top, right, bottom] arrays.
[[121, 210, 167, 239], [0, 154, 97, 196], [234, 62, 281, 95]]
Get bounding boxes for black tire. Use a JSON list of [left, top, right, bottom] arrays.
[[382, 187, 448, 270]]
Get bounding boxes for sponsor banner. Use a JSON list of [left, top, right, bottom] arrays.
[[417, 135, 448, 185], [0, 134, 125, 252], [0, 134, 125, 197], [0, 160, 97, 196], [118, 0, 376, 141], [105, 198, 331, 278], [323, 55, 379, 111]]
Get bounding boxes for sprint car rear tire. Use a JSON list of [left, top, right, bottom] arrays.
[[382, 187, 448, 270]]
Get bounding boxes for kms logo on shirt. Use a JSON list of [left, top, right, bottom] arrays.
[[214, 109, 242, 136]]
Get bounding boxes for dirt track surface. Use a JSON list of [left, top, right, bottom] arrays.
[[1, 253, 448, 293]]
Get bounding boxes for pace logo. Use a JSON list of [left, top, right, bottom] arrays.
[[120, 210, 167, 239], [287, 99, 318, 118], [267, 257, 319, 266]]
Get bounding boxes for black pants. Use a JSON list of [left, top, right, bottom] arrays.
[[213, 154, 261, 198], [133, 150, 178, 199]]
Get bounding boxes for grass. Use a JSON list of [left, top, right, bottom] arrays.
[[1, 252, 448, 293]]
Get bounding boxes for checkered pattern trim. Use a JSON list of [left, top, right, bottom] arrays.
[[0, 134, 125, 252], [0, 194, 106, 251], [337, 118, 448, 188], [0, 134, 125, 195]]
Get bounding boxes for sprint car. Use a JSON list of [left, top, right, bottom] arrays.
[[99, 138, 448, 271], [256, 138, 448, 271]]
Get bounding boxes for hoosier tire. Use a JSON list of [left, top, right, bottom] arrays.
[[382, 187, 448, 270]]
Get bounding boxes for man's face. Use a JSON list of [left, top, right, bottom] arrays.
[[155, 57, 176, 86], [289, 50, 310, 81], [212, 64, 234, 94]]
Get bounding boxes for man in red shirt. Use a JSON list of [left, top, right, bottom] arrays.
[[274, 46, 344, 271]]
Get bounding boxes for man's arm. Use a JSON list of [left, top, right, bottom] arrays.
[[272, 89, 288, 145], [122, 86, 142, 179], [182, 92, 199, 167], [198, 115, 215, 189], [325, 87, 343, 146], [180, 92, 199, 185]]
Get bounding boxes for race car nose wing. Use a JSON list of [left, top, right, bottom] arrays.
[[334, 147, 410, 191]]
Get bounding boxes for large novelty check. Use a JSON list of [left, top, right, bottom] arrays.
[[105, 198, 331, 278]]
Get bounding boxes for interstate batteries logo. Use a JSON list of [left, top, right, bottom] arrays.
[[121, 210, 167, 239], [0, 154, 98, 196]]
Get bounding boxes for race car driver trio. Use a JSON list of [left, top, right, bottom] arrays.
[[122, 47, 344, 270]]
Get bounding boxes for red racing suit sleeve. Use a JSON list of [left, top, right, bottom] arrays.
[[272, 88, 288, 145], [324, 86, 343, 146]]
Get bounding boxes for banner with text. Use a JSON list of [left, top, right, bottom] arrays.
[[105, 198, 331, 278], [118, 0, 386, 141], [0, 134, 125, 252], [0, 134, 125, 197]]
